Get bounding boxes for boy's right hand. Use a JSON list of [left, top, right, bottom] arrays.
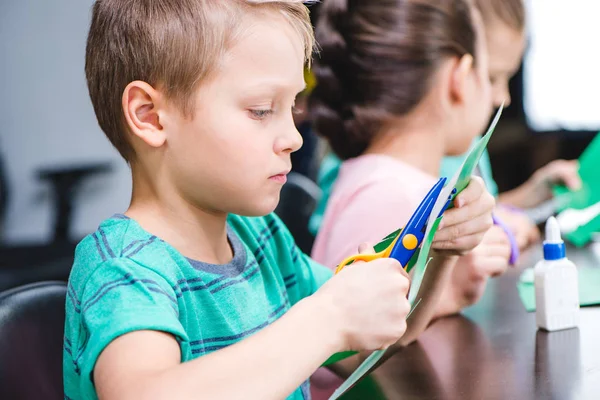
[[315, 244, 411, 352]]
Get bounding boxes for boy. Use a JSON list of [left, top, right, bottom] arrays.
[[64, 1, 495, 399]]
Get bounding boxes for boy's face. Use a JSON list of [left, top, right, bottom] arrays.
[[163, 14, 305, 216], [486, 22, 526, 107]]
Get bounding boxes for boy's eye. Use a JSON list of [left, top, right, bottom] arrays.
[[249, 109, 273, 119]]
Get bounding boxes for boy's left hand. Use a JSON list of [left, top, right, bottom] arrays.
[[432, 177, 495, 256]]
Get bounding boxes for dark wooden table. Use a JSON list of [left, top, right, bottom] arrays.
[[349, 245, 600, 400]]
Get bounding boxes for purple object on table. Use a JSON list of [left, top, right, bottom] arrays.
[[492, 213, 519, 265]]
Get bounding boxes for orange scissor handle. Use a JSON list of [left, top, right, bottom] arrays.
[[334, 235, 401, 274]]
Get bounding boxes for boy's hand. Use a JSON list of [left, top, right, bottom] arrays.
[[432, 177, 495, 255], [316, 244, 411, 352]]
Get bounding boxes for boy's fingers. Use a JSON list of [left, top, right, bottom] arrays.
[[358, 242, 376, 254], [397, 264, 410, 280]]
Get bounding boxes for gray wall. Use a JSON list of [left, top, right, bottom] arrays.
[[0, 0, 131, 244]]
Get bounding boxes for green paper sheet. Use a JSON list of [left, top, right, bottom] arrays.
[[554, 132, 600, 210], [565, 213, 600, 248], [338, 376, 386, 400], [517, 267, 600, 312], [553, 133, 600, 246], [329, 107, 504, 399]]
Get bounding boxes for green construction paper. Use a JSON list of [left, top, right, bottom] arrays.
[[517, 267, 600, 312], [338, 375, 386, 400], [322, 351, 357, 367], [565, 213, 600, 247], [553, 133, 600, 246], [554, 132, 600, 210]]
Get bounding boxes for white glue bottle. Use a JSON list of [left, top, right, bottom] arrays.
[[535, 216, 579, 331]]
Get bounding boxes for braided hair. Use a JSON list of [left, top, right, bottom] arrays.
[[311, 0, 480, 160]]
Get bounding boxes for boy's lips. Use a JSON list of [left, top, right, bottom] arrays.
[[269, 169, 290, 184]]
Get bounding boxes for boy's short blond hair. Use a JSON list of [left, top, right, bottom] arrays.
[[85, 0, 315, 161]]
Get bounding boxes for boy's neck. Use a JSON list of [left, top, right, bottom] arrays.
[[125, 170, 233, 265], [364, 114, 445, 177]]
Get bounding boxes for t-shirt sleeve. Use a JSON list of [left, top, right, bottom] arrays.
[[292, 247, 333, 299], [77, 257, 187, 386]]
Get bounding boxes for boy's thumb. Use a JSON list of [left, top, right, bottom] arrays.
[[358, 242, 376, 254]]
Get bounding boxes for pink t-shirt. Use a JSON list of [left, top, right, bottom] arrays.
[[309, 154, 437, 399], [312, 154, 437, 270]]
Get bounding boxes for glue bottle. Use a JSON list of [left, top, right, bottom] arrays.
[[534, 216, 579, 331]]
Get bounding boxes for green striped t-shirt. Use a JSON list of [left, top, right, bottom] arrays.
[[63, 213, 332, 400]]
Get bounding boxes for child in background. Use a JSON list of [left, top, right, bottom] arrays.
[[64, 1, 494, 399], [309, 0, 498, 397], [311, 0, 502, 319], [441, 0, 581, 250], [310, 0, 581, 254]]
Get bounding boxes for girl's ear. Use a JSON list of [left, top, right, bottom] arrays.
[[449, 54, 474, 105]]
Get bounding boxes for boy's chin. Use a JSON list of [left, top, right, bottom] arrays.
[[231, 195, 280, 217]]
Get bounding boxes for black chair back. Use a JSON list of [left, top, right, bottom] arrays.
[[0, 281, 67, 400], [275, 172, 322, 254]]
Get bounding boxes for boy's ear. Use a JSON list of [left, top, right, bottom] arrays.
[[449, 54, 474, 105], [122, 81, 166, 148]]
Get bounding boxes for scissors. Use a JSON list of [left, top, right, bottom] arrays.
[[334, 177, 457, 274]]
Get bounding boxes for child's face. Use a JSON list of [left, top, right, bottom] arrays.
[[446, 9, 494, 156], [163, 14, 305, 216], [486, 22, 526, 107]]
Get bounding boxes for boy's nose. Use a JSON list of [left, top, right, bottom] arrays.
[[276, 124, 304, 154]]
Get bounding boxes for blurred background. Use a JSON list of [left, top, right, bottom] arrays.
[[1, 0, 599, 289]]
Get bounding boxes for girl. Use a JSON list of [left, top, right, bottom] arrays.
[[441, 0, 581, 250], [311, 0, 506, 317], [309, 0, 503, 398]]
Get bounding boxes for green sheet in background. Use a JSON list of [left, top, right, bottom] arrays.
[[554, 132, 600, 210], [517, 267, 600, 312], [553, 132, 600, 246]]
